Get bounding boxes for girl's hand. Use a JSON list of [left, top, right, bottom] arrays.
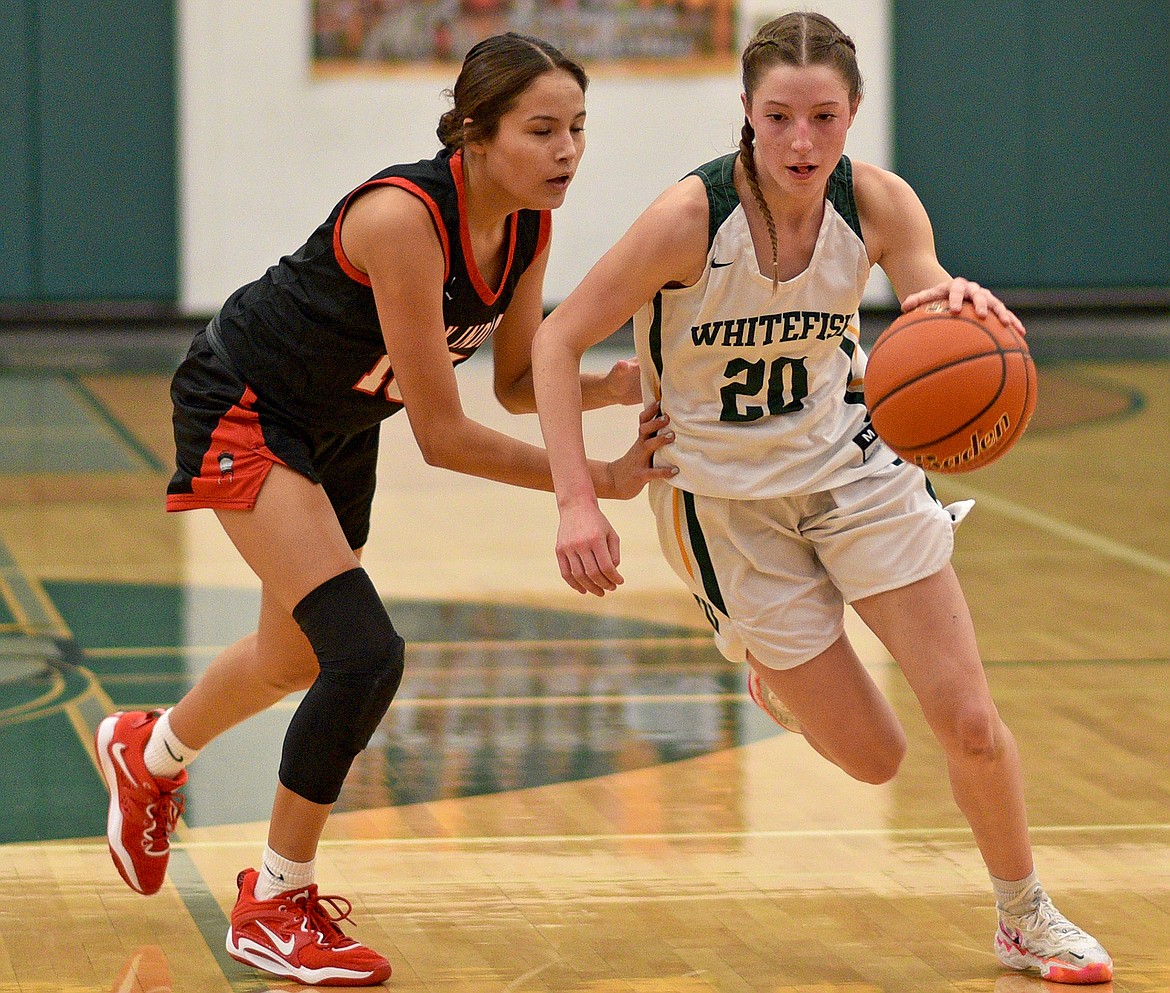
[[901, 277, 1026, 336], [598, 358, 644, 406], [604, 402, 677, 500], [555, 503, 624, 596]]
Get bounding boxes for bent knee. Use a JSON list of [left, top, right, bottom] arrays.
[[828, 728, 907, 785], [939, 706, 1003, 762], [849, 741, 906, 784]]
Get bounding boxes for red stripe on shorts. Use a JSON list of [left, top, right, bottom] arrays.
[[166, 386, 287, 512]]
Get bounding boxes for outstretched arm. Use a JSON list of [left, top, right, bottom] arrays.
[[532, 177, 709, 594], [341, 184, 672, 497]]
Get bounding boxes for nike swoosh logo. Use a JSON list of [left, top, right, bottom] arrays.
[[256, 921, 297, 956], [711, 259, 733, 268], [111, 741, 139, 785], [164, 740, 184, 763]]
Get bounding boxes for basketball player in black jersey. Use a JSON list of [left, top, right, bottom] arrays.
[[93, 33, 675, 986]]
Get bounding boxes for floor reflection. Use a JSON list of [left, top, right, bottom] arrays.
[[110, 946, 171, 993], [338, 642, 774, 813], [3, 579, 797, 838]]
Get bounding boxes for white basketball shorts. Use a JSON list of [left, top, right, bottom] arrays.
[[648, 459, 969, 670]]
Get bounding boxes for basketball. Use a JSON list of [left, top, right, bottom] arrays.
[[863, 301, 1037, 473]]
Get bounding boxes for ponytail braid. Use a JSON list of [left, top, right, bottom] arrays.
[[738, 118, 781, 290]]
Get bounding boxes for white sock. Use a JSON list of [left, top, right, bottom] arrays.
[[255, 846, 316, 900], [143, 709, 200, 779], [991, 869, 1041, 911]]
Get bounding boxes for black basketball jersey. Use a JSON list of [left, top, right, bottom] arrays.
[[212, 147, 551, 434]]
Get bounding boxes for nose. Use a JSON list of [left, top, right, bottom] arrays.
[[555, 129, 577, 163], [792, 121, 813, 153]]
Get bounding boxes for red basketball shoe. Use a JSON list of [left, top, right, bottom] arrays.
[[95, 710, 186, 895], [226, 868, 392, 986]]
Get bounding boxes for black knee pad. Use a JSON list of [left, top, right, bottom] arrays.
[[279, 567, 405, 804]]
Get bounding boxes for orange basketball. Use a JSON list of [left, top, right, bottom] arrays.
[[863, 301, 1037, 473]]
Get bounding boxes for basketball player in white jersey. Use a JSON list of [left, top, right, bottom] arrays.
[[532, 10, 1111, 985]]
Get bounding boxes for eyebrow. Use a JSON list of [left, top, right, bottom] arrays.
[[761, 100, 843, 109], [526, 112, 587, 122]]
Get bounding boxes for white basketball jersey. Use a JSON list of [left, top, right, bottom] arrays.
[[633, 153, 897, 499]]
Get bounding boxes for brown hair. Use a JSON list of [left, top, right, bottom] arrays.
[[436, 33, 589, 149], [738, 11, 863, 286]]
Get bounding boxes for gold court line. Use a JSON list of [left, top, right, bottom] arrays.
[[950, 482, 1170, 579], [113, 691, 756, 712], [263, 691, 752, 710], [81, 635, 715, 657], [74, 651, 1170, 669], [0, 567, 71, 638], [0, 572, 33, 629], [62, 677, 123, 781], [0, 666, 67, 724], [95, 664, 738, 683], [59, 374, 166, 472], [11, 821, 1170, 854]]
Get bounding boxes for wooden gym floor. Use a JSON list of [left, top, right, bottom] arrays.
[[0, 310, 1167, 993]]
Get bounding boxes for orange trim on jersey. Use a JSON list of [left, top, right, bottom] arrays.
[[672, 487, 697, 582], [449, 148, 516, 305], [166, 386, 287, 512], [332, 178, 451, 286], [535, 209, 552, 258]]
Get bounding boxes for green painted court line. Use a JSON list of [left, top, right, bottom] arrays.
[[168, 848, 265, 992], [62, 373, 166, 472], [0, 374, 155, 475]]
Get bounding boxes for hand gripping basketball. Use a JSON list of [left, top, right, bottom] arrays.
[[863, 301, 1037, 473]]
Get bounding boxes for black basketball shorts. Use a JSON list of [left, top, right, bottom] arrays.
[[165, 327, 379, 550]]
